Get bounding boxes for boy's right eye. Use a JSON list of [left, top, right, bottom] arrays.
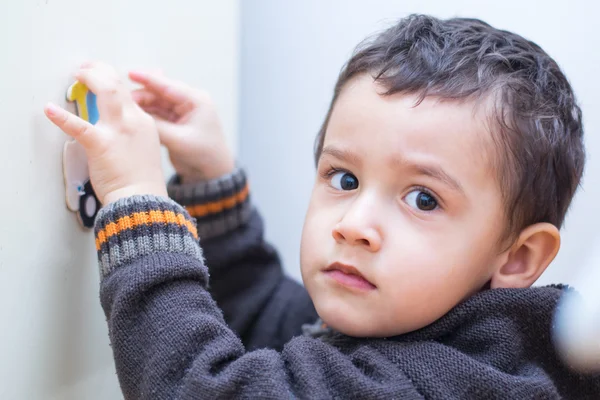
[[330, 171, 359, 191]]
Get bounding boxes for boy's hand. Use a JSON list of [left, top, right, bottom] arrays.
[[129, 70, 235, 183], [45, 62, 168, 205]]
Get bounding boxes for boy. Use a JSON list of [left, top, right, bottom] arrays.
[[45, 14, 599, 399]]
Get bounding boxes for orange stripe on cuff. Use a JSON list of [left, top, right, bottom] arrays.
[[95, 210, 198, 251], [185, 183, 249, 218]]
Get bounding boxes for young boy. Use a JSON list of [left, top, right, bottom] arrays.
[[45, 14, 599, 399]]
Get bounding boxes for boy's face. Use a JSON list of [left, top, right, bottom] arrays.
[[300, 74, 509, 337]]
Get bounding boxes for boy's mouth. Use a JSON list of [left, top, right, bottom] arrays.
[[324, 262, 377, 291]]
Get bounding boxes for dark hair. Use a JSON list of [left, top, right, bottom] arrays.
[[314, 14, 584, 237]]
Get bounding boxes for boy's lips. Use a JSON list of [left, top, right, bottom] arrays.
[[323, 262, 376, 291]]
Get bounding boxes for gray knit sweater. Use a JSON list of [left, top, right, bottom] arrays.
[[95, 168, 600, 399]]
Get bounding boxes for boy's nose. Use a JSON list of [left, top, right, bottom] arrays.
[[332, 222, 382, 252]]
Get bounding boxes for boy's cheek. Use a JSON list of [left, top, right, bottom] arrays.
[[300, 217, 329, 266], [303, 199, 338, 237]]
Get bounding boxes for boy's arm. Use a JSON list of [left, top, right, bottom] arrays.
[[166, 168, 317, 350], [96, 196, 422, 399]]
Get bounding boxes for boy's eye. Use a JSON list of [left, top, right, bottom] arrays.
[[405, 190, 438, 211], [330, 171, 359, 191]]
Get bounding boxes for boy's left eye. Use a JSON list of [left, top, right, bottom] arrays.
[[330, 171, 359, 191], [405, 190, 438, 211]]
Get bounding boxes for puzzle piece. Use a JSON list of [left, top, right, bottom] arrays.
[[66, 81, 99, 124], [63, 81, 101, 229]]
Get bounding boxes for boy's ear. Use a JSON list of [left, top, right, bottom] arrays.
[[490, 223, 560, 289]]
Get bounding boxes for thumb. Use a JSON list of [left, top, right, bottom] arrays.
[[45, 103, 99, 150], [154, 117, 180, 148]]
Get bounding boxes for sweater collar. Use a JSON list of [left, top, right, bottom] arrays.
[[303, 284, 572, 341]]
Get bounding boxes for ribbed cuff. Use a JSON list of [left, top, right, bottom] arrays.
[[94, 195, 204, 279], [167, 167, 252, 240]]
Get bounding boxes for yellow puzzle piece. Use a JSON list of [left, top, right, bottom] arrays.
[[66, 81, 99, 124]]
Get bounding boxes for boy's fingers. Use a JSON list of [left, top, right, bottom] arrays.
[[76, 62, 121, 95], [131, 89, 153, 104], [129, 70, 201, 106], [76, 62, 132, 114], [45, 103, 97, 148], [131, 89, 172, 110], [144, 106, 178, 122], [154, 118, 179, 147]]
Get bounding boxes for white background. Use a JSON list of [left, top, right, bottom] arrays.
[[239, 0, 600, 286], [0, 1, 239, 398]]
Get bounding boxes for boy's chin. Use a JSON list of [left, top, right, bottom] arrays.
[[316, 303, 401, 338], [322, 315, 410, 338], [314, 296, 432, 338]]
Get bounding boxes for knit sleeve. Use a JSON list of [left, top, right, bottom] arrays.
[[166, 168, 317, 350], [166, 167, 251, 240], [95, 195, 423, 399]]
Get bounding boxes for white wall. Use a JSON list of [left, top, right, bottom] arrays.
[[239, 0, 600, 285], [0, 1, 239, 399]]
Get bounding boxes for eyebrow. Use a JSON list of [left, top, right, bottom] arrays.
[[320, 146, 362, 167], [406, 163, 465, 194]]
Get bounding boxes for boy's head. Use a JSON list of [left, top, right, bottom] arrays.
[[299, 15, 584, 337]]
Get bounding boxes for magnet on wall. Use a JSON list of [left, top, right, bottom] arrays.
[[78, 180, 101, 228], [63, 81, 101, 229]]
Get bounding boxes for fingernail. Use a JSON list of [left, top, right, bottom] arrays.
[[46, 103, 58, 116]]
